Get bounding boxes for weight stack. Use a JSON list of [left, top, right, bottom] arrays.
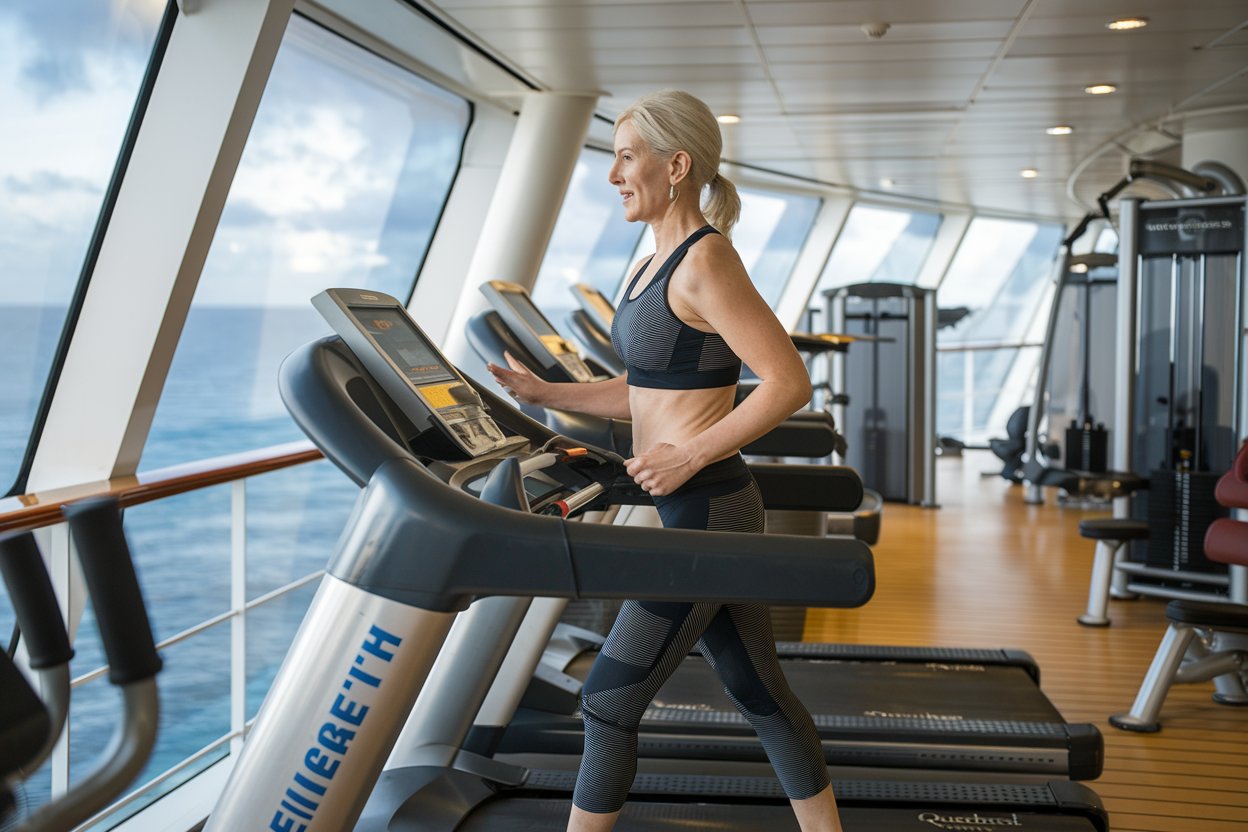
[[1146, 470, 1227, 575], [1065, 422, 1108, 472]]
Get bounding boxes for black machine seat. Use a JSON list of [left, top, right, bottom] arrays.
[[988, 406, 1029, 482], [1078, 518, 1150, 542], [1165, 599, 1248, 632]]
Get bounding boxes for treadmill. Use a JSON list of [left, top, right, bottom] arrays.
[[204, 287, 1109, 831], [469, 281, 1102, 781]]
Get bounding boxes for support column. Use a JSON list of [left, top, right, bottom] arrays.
[[440, 92, 599, 364], [1181, 116, 1248, 185]]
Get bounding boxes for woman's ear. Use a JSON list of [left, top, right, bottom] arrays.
[[669, 150, 692, 185]]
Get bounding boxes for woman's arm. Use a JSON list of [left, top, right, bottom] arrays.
[[625, 238, 811, 495], [487, 353, 632, 419]]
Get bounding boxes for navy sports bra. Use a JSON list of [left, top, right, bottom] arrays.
[[610, 225, 742, 390]]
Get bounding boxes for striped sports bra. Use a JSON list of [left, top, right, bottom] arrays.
[[610, 225, 742, 390]]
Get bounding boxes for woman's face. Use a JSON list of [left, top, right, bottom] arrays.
[[608, 119, 670, 224]]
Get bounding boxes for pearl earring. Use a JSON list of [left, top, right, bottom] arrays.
[[668, 184, 679, 202]]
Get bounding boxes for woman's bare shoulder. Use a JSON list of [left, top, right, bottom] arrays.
[[679, 233, 747, 292]]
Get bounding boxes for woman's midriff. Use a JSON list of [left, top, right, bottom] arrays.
[[628, 384, 736, 460]]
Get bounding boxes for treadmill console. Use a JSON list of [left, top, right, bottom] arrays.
[[571, 282, 617, 335], [481, 280, 596, 383], [312, 288, 510, 459]]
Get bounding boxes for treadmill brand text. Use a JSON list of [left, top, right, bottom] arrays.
[[918, 812, 1023, 830], [269, 624, 403, 832]]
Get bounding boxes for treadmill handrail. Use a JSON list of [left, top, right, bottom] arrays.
[[330, 458, 875, 613]]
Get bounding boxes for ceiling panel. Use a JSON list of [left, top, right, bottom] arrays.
[[753, 21, 1015, 44], [1008, 31, 1242, 58], [742, 1, 1028, 27], [423, 0, 1248, 219], [510, 45, 760, 67], [757, 40, 1004, 62], [767, 60, 986, 82], [479, 26, 754, 50], [443, 2, 745, 31]]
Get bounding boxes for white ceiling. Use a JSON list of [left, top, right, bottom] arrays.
[[423, 0, 1248, 219]]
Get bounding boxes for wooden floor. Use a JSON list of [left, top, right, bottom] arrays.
[[801, 451, 1248, 832]]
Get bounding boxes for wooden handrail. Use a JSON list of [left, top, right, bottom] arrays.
[[0, 440, 324, 535]]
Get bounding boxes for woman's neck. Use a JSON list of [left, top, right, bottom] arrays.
[[647, 203, 709, 257]]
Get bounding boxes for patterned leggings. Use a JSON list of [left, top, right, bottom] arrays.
[[572, 455, 830, 813]]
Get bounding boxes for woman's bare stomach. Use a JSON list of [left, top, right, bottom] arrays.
[[628, 385, 736, 460]]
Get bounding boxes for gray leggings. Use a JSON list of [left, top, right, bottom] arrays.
[[572, 456, 830, 813]]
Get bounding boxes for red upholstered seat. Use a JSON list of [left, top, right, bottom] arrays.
[[1215, 442, 1248, 510], [1205, 519, 1248, 567], [1203, 443, 1248, 567]]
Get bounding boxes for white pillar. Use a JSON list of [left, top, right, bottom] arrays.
[[441, 92, 599, 363]]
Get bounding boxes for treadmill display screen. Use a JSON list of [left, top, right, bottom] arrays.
[[501, 290, 559, 338], [579, 286, 616, 327], [354, 307, 456, 386]]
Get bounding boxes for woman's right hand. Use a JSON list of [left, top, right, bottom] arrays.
[[487, 352, 551, 406]]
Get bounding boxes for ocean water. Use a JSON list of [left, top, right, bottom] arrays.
[[3, 305, 362, 818]]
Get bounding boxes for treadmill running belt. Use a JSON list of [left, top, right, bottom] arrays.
[[651, 658, 1061, 724], [460, 800, 1099, 831], [454, 773, 1107, 831]]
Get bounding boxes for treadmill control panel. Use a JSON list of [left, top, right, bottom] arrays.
[[571, 282, 617, 335], [481, 280, 596, 383], [312, 288, 509, 458]]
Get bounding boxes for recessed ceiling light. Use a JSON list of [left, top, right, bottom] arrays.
[[879, 177, 896, 189], [1084, 83, 1118, 95], [716, 113, 741, 124], [1020, 167, 1039, 179], [1107, 17, 1148, 30], [1070, 263, 1090, 273], [1046, 125, 1074, 135]]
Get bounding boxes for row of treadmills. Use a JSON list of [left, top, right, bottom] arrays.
[[200, 286, 1112, 829]]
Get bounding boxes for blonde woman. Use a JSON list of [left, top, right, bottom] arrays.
[[488, 89, 842, 832]]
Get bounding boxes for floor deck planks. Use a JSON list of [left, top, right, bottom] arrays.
[[802, 452, 1248, 831]]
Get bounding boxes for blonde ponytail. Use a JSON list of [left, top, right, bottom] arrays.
[[703, 172, 741, 238]]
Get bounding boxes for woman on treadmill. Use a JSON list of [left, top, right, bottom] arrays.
[[487, 89, 841, 832]]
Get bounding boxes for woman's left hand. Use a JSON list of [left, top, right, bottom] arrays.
[[626, 443, 698, 497]]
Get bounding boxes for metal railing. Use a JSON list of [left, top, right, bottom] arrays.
[[2, 441, 332, 830]]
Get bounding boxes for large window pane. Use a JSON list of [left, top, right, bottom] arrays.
[[937, 218, 1063, 345], [531, 147, 645, 330], [732, 187, 821, 308], [937, 345, 1044, 443], [142, 14, 470, 469], [935, 217, 1064, 443], [807, 204, 941, 325], [0, 1, 166, 494]]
